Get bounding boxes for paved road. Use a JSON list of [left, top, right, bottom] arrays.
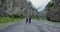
[[0, 20, 60, 32]]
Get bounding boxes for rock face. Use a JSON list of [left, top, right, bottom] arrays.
[[46, 0, 60, 21], [10, 0, 28, 15], [0, 0, 28, 16], [0, 0, 13, 16], [0, 0, 37, 17]]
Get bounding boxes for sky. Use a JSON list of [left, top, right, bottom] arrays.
[[28, 0, 51, 12]]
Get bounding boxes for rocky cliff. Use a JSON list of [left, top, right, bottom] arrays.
[[0, 0, 37, 17], [46, 0, 60, 21]]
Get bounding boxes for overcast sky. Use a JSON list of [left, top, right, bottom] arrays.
[[28, 0, 51, 12]]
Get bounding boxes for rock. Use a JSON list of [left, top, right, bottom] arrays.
[[46, 0, 60, 21], [0, 0, 37, 17]]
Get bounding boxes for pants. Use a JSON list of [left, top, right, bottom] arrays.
[[26, 17, 32, 23]]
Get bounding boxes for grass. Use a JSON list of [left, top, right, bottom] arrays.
[[0, 16, 60, 28], [33, 16, 60, 26], [0, 17, 23, 28]]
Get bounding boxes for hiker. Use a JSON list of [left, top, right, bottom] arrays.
[[28, 15, 33, 23], [22, 2, 37, 23], [25, 10, 33, 23], [25, 14, 33, 23]]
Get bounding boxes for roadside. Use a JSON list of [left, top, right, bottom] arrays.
[[0, 19, 60, 32], [0, 17, 60, 29], [0, 17, 23, 29], [33, 17, 60, 26]]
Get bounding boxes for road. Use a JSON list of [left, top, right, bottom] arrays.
[[0, 20, 60, 32]]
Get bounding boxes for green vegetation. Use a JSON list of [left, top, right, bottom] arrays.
[[0, 17, 22, 23], [47, 2, 54, 7], [33, 15, 45, 20], [39, 19, 60, 26], [0, 16, 24, 28], [33, 15, 60, 26]]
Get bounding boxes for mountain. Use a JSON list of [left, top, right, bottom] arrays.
[[46, 0, 60, 21], [0, 0, 37, 17]]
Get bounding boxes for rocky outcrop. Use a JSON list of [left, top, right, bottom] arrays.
[[46, 0, 60, 21], [0, 0, 13, 16], [0, 0, 37, 17]]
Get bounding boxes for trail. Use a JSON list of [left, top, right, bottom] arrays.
[[0, 20, 60, 32]]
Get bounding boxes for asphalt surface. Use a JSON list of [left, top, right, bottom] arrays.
[[0, 20, 60, 32]]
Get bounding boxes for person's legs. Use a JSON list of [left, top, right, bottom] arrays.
[[26, 17, 28, 23], [29, 17, 31, 23], [26, 18, 28, 23]]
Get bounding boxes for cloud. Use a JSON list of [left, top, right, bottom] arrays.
[[29, 0, 51, 12]]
